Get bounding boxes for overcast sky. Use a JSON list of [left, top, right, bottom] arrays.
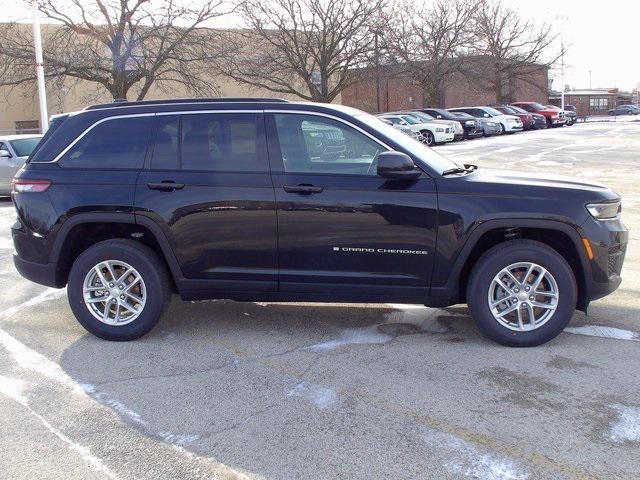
[[5, 0, 639, 91]]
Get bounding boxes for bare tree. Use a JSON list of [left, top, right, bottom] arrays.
[[385, 0, 474, 107], [222, 0, 386, 103], [470, 0, 561, 104], [0, 0, 233, 101]]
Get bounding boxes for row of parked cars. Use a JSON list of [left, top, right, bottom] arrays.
[[376, 102, 578, 146]]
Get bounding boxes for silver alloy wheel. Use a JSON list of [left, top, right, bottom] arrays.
[[82, 260, 146, 326], [487, 262, 559, 332]]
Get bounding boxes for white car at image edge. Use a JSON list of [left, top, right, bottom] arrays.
[[377, 114, 455, 146], [449, 106, 523, 134], [0, 134, 43, 196]]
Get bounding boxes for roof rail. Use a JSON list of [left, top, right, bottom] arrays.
[[84, 97, 289, 111]]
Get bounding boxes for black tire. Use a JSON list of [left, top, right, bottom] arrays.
[[467, 240, 577, 347], [499, 123, 506, 134], [422, 130, 435, 146], [67, 239, 171, 341]]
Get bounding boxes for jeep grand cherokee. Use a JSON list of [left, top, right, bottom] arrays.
[[11, 98, 628, 346]]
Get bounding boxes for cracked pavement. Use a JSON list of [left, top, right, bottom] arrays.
[[0, 122, 639, 479]]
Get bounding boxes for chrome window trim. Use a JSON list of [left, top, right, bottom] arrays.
[[265, 109, 391, 151], [41, 108, 389, 164], [42, 113, 155, 164]]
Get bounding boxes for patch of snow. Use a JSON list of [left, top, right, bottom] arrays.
[[494, 146, 522, 154], [610, 404, 640, 442], [80, 383, 199, 445], [536, 160, 563, 166], [565, 325, 639, 341], [303, 326, 393, 351], [0, 237, 15, 249], [423, 429, 530, 480], [0, 374, 118, 479], [286, 381, 337, 409], [0, 329, 84, 394], [0, 375, 28, 403], [0, 287, 67, 320]]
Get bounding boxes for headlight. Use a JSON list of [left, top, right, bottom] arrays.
[[508, 118, 517, 122], [586, 201, 621, 220], [436, 128, 444, 132]]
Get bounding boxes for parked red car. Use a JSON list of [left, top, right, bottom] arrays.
[[492, 105, 535, 130], [511, 102, 566, 128]]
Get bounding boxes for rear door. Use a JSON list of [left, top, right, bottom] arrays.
[[266, 112, 438, 302], [135, 111, 278, 292]]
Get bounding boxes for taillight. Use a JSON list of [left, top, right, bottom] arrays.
[[12, 179, 51, 193]]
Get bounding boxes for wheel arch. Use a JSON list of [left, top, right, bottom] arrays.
[[50, 213, 183, 290], [430, 219, 590, 311]]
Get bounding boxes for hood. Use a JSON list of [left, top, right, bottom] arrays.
[[464, 168, 619, 202]]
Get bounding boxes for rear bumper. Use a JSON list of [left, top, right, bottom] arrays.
[[13, 254, 62, 288]]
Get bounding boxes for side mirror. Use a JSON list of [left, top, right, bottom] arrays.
[[0, 149, 11, 158], [377, 151, 421, 180], [437, 115, 442, 119], [483, 113, 490, 118]]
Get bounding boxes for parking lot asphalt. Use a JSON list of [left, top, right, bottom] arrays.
[[1, 122, 639, 480]]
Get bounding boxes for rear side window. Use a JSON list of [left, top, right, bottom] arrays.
[[60, 116, 153, 169], [150, 113, 265, 172]]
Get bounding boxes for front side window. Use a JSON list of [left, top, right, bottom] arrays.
[[273, 114, 383, 175], [60, 116, 153, 169]]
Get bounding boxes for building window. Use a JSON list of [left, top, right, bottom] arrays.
[[589, 98, 609, 110], [15, 120, 40, 134]]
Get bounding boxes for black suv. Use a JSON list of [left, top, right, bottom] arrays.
[[11, 98, 628, 346], [417, 108, 484, 139]]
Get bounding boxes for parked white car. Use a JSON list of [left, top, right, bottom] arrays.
[[397, 111, 464, 141], [379, 118, 423, 142], [376, 114, 455, 146], [0, 134, 43, 196], [448, 106, 523, 134]]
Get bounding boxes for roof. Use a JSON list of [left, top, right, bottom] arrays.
[[552, 89, 632, 97], [84, 97, 289, 111]]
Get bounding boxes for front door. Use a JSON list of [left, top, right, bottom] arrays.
[[135, 112, 278, 292], [266, 112, 438, 302]]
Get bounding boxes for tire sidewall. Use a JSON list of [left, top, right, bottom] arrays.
[[468, 242, 577, 347], [68, 241, 168, 341]]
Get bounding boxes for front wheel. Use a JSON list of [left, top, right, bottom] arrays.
[[67, 239, 171, 341], [421, 130, 435, 146], [467, 240, 577, 347]]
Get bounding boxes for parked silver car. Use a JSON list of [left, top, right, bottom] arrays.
[[0, 134, 43, 195]]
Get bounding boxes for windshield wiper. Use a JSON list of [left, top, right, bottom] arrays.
[[442, 164, 477, 176]]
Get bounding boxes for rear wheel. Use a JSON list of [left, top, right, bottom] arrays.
[[67, 239, 171, 341], [467, 240, 577, 347]]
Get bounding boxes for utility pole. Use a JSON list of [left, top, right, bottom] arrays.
[[588, 70, 592, 89], [555, 15, 568, 110], [371, 28, 384, 113], [32, 1, 48, 133]]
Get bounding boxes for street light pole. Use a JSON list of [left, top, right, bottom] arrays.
[[32, 0, 48, 133], [371, 28, 384, 113]]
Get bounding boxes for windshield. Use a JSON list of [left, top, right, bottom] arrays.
[[9, 137, 42, 157], [355, 113, 460, 175], [410, 111, 435, 121], [500, 106, 517, 114], [529, 102, 546, 110], [400, 115, 419, 125], [509, 106, 528, 114], [484, 107, 503, 116]]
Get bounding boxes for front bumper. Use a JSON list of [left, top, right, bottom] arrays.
[[434, 131, 455, 143], [581, 216, 628, 302]]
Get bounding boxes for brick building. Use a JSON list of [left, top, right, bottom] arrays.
[[549, 88, 634, 117], [341, 56, 549, 113]]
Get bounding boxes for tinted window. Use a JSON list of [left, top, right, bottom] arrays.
[[151, 116, 179, 170], [274, 114, 384, 175], [181, 113, 263, 172], [9, 137, 42, 157], [60, 116, 153, 169]]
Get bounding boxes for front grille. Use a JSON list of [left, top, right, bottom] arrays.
[[446, 127, 451, 133], [607, 244, 627, 277]]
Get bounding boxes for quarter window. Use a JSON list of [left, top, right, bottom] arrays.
[[60, 116, 153, 169], [273, 114, 384, 175]]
